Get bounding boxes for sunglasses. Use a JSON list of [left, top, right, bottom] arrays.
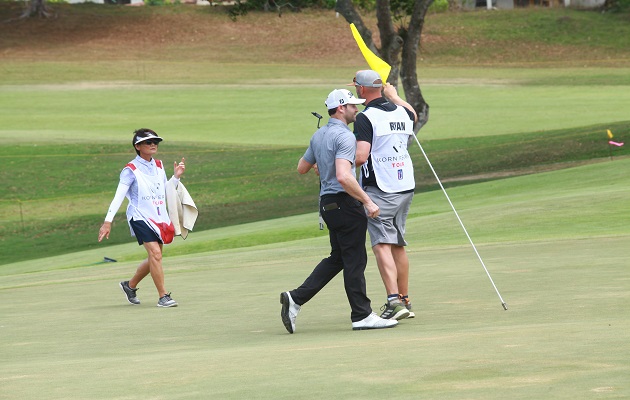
[[140, 140, 160, 145]]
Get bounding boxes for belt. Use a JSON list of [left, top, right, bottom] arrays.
[[320, 192, 348, 201]]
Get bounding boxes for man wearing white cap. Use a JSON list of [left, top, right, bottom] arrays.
[[280, 89, 398, 333], [351, 70, 418, 321]]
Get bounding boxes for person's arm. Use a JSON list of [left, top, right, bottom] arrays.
[[297, 157, 313, 174], [335, 158, 379, 218], [98, 182, 131, 242], [355, 141, 371, 167], [354, 113, 373, 167], [383, 83, 418, 123]]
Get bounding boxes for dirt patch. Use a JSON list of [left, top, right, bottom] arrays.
[[0, 4, 368, 65]]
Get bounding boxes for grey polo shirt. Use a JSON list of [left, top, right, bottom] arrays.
[[302, 117, 356, 197]]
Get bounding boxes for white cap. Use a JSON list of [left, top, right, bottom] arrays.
[[324, 89, 366, 110]]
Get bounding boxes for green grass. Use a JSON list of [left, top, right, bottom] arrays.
[[2, 5, 630, 398], [422, 8, 630, 65], [1, 160, 629, 399], [2, 81, 630, 144], [427, 7, 630, 49]]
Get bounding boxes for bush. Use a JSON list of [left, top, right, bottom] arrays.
[[429, 0, 449, 12], [604, 0, 630, 12], [352, 0, 376, 11]]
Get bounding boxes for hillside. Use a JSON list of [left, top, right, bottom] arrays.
[[2, 3, 630, 70]]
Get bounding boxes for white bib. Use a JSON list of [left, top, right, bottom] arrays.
[[363, 106, 415, 193], [126, 160, 175, 244]]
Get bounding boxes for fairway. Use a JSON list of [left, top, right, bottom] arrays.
[[2, 77, 630, 145], [1, 160, 629, 399]]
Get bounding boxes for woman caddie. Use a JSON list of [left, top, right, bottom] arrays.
[[98, 128, 185, 308]]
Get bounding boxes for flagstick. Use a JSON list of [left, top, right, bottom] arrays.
[[607, 130, 614, 161], [608, 142, 613, 161], [410, 132, 508, 310]]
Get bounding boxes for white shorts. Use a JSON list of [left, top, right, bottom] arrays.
[[365, 186, 414, 247]]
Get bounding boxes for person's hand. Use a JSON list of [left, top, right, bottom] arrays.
[[174, 157, 186, 179], [364, 201, 380, 219], [382, 83, 398, 100], [313, 163, 320, 176], [98, 222, 112, 242]]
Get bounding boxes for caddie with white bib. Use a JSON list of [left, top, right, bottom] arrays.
[[352, 69, 419, 321], [98, 128, 189, 308]]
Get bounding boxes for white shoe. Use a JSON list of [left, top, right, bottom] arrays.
[[352, 312, 398, 331], [280, 292, 301, 334]]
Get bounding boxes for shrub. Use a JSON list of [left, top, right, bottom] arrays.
[[604, 0, 630, 12], [429, 0, 449, 12]]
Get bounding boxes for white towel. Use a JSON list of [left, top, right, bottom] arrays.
[[166, 181, 198, 240]]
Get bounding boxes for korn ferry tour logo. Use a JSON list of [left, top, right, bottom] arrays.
[[141, 182, 166, 215], [372, 137, 409, 180], [373, 153, 410, 166]]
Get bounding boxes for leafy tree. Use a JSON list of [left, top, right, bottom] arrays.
[[603, 0, 630, 12], [336, 0, 434, 129], [227, 0, 435, 127]]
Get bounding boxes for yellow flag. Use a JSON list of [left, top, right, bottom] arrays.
[[607, 129, 614, 139], [350, 23, 392, 84]]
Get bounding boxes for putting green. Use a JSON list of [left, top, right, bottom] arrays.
[[1, 159, 628, 399]]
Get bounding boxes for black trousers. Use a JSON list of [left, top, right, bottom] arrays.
[[290, 193, 372, 322]]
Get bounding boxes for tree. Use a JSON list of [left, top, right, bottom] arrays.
[[335, 0, 433, 130], [20, 0, 56, 19], [602, 0, 630, 12]]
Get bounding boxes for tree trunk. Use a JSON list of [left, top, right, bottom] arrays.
[[335, 0, 432, 130], [335, 0, 378, 54], [21, 0, 55, 19], [376, 0, 403, 85], [401, 0, 433, 130]]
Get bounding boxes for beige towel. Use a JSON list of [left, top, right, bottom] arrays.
[[166, 180, 198, 240]]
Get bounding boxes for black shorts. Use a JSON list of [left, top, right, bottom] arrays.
[[130, 219, 161, 245]]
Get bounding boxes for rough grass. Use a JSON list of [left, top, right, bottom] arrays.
[[2, 119, 629, 265], [422, 8, 630, 66]]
